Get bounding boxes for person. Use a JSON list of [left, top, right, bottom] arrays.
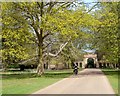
[[73, 63, 79, 75]]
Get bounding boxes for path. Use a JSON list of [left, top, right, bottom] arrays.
[[32, 69, 115, 94]]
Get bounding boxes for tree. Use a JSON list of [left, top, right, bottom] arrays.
[[2, 3, 34, 70], [2, 1, 99, 75], [92, 2, 119, 64]]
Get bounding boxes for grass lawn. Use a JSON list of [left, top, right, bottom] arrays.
[[102, 69, 118, 94], [2, 69, 75, 94]]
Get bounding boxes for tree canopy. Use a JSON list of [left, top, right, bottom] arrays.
[[92, 2, 119, 64], [1, 1, 119, 74]]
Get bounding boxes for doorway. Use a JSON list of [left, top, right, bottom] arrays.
[[86, 58, 94, 68]]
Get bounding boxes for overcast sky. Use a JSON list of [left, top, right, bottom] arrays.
[[83, 0, 98, 2]]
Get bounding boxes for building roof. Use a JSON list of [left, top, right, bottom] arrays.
[[84, 54, 97, 58]]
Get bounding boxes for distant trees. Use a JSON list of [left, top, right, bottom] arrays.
[[92, 2, 119, 65]]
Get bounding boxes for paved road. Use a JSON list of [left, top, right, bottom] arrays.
[[32, 69, 115, 94]]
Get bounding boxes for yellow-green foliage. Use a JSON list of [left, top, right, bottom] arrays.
[[1, 2, 102, 68], [2, 3, 34, 65], [93, 2, 119, 63]]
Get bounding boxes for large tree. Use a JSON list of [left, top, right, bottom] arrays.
[[2, 1, 98, 75]]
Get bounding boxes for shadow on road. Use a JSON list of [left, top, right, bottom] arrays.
[[71, 69, 104, 78], [70, 68, 119, 78]]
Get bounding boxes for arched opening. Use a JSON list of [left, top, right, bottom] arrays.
[[86, 58, 94, 68]]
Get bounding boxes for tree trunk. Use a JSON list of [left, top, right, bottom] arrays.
[[36, 2, 44, 76], [19, 65, 25, 71], [36, 27, 44, 76], [37, 46, 44, 76], [3, 63, 8, 72]]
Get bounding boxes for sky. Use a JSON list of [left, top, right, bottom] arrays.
[[83, 0, 97, 3], [83, 49, 96, 53]]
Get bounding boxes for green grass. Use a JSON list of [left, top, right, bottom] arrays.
[[2, 69, 74, 94], [102, 69, 118, 94]]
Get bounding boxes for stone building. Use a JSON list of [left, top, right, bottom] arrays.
[[82, 54, 98, 68]]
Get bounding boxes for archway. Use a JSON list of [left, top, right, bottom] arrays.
[[86, 58, 94, 68]]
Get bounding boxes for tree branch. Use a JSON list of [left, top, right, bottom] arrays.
[[42, 33, 50, 40], [76, 2, 99, 23], [18, 55, 38, 64], [44, 40, 70, 57]]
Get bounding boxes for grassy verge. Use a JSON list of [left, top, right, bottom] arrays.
[[2, 69, 74, 94], [102, 69, 118, 94]]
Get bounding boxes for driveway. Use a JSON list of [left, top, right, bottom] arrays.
[[32, 69, 115, 94]]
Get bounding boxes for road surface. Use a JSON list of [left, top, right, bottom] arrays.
[[32, 69, 115, 94]]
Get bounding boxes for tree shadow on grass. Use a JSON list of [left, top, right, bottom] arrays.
[[2, 73, 37, 79], [2, 71, 73, 80], [43, 72, 72, 78]]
